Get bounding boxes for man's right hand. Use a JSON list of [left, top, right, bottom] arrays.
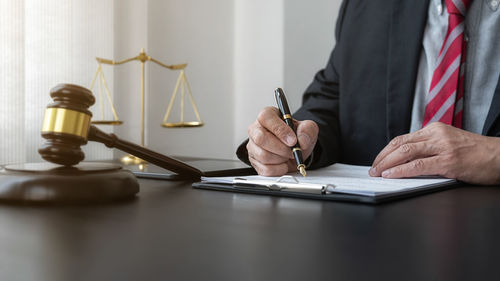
[[247, 106, 319, 176]]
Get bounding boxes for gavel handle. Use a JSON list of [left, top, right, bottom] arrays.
[[88, 125, 202, 178]]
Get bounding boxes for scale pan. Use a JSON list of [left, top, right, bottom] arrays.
[[161, 121, 204, 128], [92, 120, 124, 125]]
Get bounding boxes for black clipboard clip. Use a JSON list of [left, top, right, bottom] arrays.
[[234, 175, 335, 195]]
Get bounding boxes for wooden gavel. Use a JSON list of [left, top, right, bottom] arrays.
[[38, 84, 202, 178]]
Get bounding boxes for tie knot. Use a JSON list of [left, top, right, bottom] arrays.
[[445, 0, 472, 16]]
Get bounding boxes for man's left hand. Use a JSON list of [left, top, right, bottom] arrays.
[[370, 122, 500, 185]]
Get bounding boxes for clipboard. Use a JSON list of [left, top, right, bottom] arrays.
[[192, 164, 460, 204]]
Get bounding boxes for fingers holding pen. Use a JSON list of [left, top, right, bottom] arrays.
[[248, 120, 292, 159], [246, 139, 291, 165], [248, 155, 296, 177], [295, 119, 319, 159], [257, 107, 297, 146], [247, 105, 319, 176]]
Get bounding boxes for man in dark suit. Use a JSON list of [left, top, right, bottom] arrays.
[[240, 0, 500, 185]]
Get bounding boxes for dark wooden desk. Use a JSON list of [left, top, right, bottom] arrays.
[[0, 179, 499, 281]]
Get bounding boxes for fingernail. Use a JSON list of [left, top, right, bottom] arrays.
[[286, 135, 296, 146], [369, 167, 376, 176], [381, 170, 391, 177]]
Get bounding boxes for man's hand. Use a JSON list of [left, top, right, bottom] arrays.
[[370, 122, 500, 185], [247, 107, 319, 176]]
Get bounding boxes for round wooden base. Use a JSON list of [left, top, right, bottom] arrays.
[[0, 162, 139, 204]]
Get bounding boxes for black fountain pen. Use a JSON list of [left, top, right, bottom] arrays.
[[274, 87, 306, 177]]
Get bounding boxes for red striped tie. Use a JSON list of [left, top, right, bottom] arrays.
[[422, 0, 471, 129]]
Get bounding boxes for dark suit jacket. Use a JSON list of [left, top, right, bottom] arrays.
[[238, 0, 500, 169]]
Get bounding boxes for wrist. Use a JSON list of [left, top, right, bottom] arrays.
[[484, 136, 500, 184], [493, 137, 500, 184]]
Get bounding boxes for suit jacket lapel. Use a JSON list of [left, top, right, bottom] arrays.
[[482, 74, 500, 135], [386, 0, 430, 141]]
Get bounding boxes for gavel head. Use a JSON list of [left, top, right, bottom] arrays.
[[38, 84, 95, 166]]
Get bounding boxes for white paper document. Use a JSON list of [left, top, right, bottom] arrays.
[[201, 163, 456, 197]]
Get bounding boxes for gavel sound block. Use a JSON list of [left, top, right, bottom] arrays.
[[0, 84, 202, 203]]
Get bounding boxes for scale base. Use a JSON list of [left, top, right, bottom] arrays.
[[0, 162, 139, 204]]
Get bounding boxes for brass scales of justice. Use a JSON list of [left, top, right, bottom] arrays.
[[89, 48, 204, 164]]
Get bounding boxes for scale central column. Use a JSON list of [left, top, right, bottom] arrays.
[[141, 59, 145, 147]]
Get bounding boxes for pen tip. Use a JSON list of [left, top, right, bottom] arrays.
[[299, 166, 307, 177]]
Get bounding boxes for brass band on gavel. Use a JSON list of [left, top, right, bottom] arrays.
[[39, 84, 95, 166]]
